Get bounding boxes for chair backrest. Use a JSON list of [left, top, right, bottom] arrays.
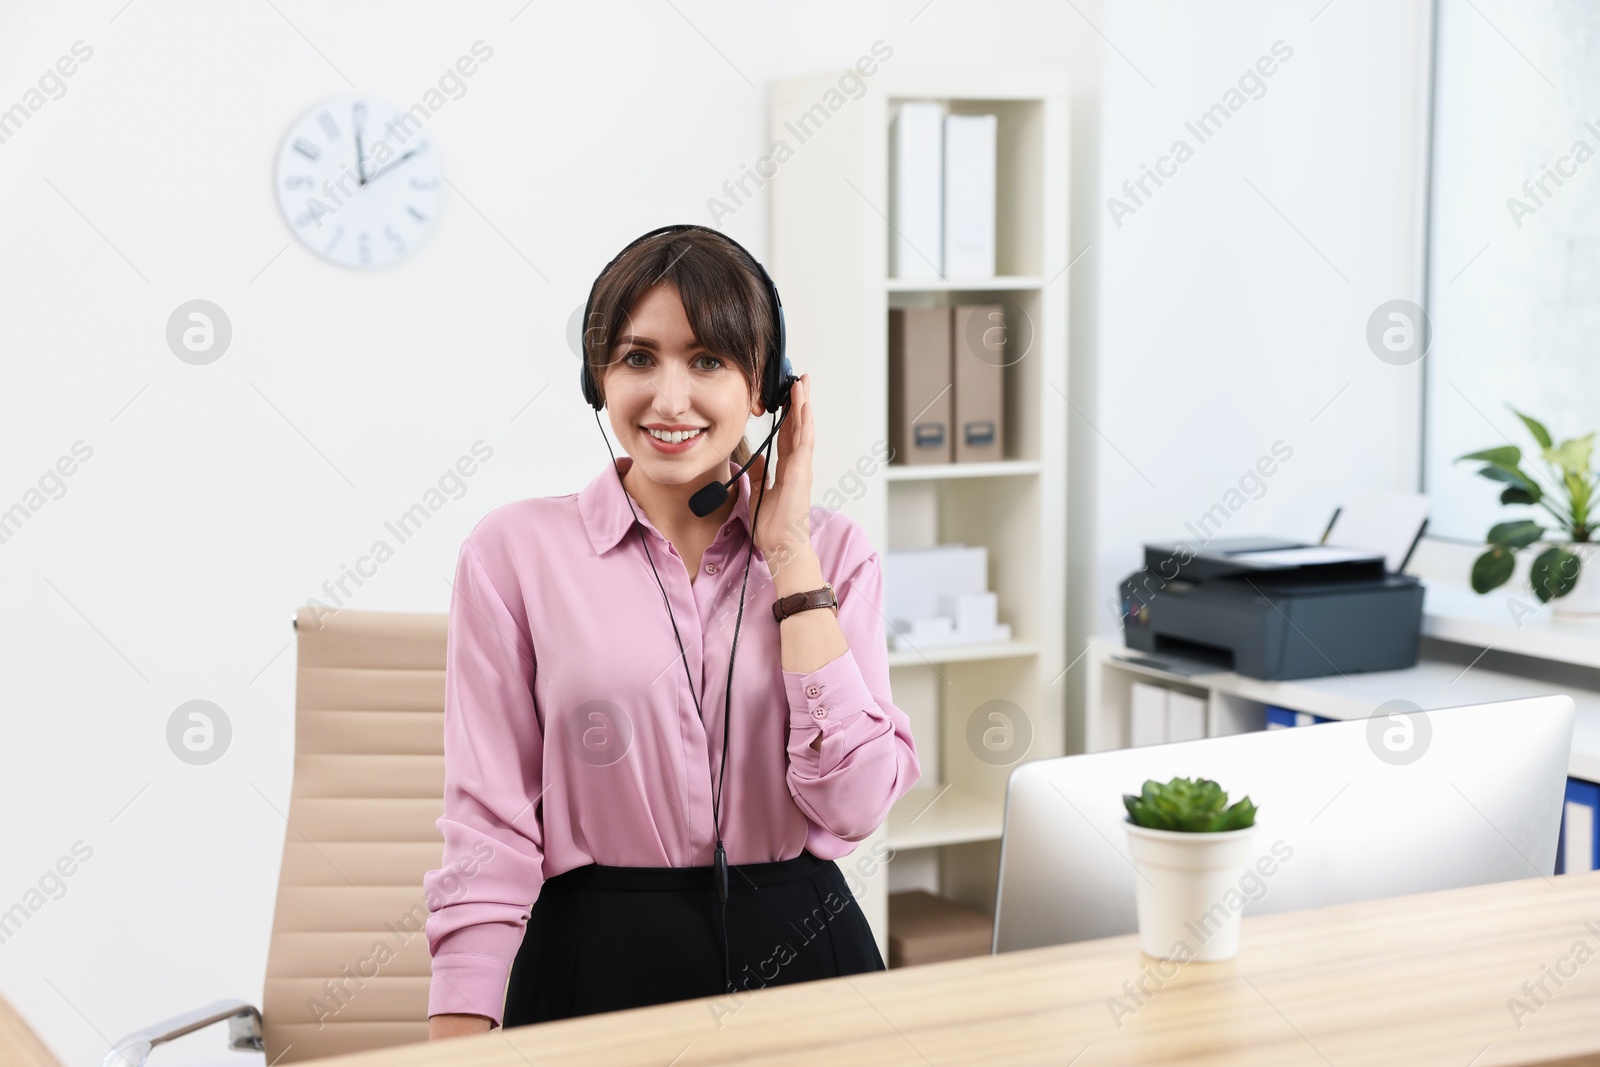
[[261, 606, 448, 1062], [0, 994, 62, 1067]]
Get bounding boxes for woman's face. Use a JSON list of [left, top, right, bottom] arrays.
[[601, 281, 760, 488]]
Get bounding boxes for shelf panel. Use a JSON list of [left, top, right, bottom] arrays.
[[1086, 633, 1600, 781], [886, 275, 1045, 292], [1423, 582, 1600, 671], [885, 460, 1041, 481], [888, 784, 1005, 850], [886, 640, 1038, 668]]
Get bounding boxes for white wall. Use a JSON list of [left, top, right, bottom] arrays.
[[0, 1, 1098, 1063], [1070, 0, 1435, 748], [0, 0, 1434, 1061]]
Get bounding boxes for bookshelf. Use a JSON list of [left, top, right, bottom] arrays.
[[1082, 614, 1600, 784], [767, 68, 1070, 958]]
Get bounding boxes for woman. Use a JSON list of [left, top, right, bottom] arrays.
[[424, 225, 921, 1039]]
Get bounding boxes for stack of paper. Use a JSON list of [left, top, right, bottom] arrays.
[[883, 544, 1011, 649]]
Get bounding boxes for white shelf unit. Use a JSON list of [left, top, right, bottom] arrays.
[[1421, 581, 1600, 671], [768, 69, 1069, 958], [1082, 626, 1600, 783]]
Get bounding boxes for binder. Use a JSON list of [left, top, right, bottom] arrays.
[[952, 304, 1005, 463], [1266, 706, 1299, 730], [1128, 683, 1206, 745], [890, 101, 944, 280], [942, 113, 997, 278], [888, 307, 953, 464], [1266, 706, 1332, 729], [1130, 682, 1165, 747], [1167, 691, 1206, 742], [1556, 777, 1599, 875]]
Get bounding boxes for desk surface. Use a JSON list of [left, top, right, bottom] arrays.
[[312, 869, 1600, 1067]]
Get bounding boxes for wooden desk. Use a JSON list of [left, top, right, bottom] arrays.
[[314, 870, 1600, 1066]]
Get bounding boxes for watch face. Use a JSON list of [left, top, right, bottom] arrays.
[[275, 95, 443, 268]]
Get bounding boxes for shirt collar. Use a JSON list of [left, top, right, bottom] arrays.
[[579, 455, 760, 559]]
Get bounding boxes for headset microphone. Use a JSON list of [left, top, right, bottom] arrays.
[[688, 412, 788, 517]]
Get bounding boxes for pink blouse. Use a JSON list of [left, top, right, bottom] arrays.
[[422, 455, 922, 1024]]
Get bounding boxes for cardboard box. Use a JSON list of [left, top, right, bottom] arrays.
[[888, 890, 994, 967]]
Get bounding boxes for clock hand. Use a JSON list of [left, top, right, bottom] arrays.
[[364, 144, 427, 185], [352, 102, 367, 185]]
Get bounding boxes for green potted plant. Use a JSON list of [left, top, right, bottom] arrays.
[[1456, 407, 1598, 618], [1123, 776, 1257, 961]]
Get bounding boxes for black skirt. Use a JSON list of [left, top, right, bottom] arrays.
[[502, 849, 885, 1027]]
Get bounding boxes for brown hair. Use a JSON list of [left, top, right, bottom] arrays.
[[583, 228, 779, 468]]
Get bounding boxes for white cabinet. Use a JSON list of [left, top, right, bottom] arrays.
[[768, 68, 1070, 957]]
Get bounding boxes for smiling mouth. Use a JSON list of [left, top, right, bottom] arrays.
[[642, 426, 707, 445]]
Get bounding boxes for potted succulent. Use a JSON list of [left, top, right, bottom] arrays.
[[1123, 776, 1257, 962], [1457, 407, 1599, 618]]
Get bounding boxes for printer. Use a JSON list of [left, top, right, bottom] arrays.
[[1117, 535, 1425, 681]]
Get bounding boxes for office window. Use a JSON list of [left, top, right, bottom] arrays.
[[1424, 0, 1600, 541]]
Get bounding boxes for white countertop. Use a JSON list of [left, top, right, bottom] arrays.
[[1422, 581, 1600, 670]]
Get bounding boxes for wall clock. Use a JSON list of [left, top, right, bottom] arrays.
[[274, 95, 442, 268]]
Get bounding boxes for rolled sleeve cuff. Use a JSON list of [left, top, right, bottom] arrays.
[[427, 951, 512, 1027], [783, 648, 885, 775], [782, 646, 877, 727]]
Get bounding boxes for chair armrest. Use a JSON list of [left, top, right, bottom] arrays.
[[102, 999, 262, 1067]]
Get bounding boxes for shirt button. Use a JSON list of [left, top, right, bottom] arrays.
[[812, 706, 828, 719], [805, 685, 820, 698], [705, 562, 719, 575]]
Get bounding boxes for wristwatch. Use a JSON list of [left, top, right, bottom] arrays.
[[773, 581, 839, 623]]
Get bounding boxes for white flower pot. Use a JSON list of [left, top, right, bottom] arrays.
[[1539, 541, 1600, 619], [1124, 822, 1256, 961]]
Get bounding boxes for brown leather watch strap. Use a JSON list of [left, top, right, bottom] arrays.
[[772, 581, 839, 623]]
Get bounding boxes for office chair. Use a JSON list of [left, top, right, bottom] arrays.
[[103, 607, 451, 1065]]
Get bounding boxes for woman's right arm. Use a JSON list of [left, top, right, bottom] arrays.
[[423, 533, 547, 1033]]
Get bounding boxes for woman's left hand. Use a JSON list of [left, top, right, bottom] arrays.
[[747, 373, 814, 565]]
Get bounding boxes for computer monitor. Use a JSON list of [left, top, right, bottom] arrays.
[[992, 694, 1575, 953]]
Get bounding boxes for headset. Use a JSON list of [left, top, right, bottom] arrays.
[[579, 223, 798, 994]]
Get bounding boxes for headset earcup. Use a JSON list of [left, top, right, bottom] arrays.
[[765, 304, 790, 414], [766, 354, 793, 415], [580, 361, 601, 410]]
